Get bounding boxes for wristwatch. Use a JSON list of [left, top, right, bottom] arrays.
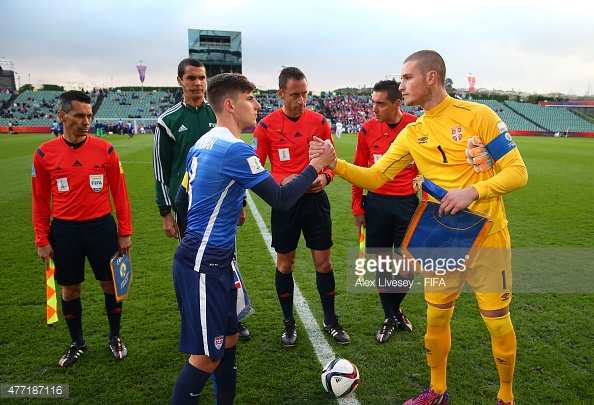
[[159, 208, 171, 217], [324, 173, 332, 184]]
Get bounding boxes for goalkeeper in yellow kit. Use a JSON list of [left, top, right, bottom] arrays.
[[310, 50, 527, 405]]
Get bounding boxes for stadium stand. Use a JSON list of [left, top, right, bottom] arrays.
[[504, 100, 594, 133], [2, 89, 594, 136], [0, 90, 12, 105], [255, 92, 281, 114], [318, 93, 373, 133], [94, 89, 178, 120], [0, 90, 61, 126], [401, 104, 425, 117], [0, 90, 97, 127], [472, 99, 543, 131]]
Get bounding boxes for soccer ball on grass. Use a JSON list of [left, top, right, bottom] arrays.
[[321, 358, 360, 397]]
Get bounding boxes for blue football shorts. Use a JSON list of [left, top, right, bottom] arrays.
[[173, 243, 239, 360]]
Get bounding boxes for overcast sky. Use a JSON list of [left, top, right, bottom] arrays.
[[2, 0, 593, 96]]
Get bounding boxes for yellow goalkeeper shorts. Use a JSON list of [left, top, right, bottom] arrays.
[[424, 228, 512, 311]]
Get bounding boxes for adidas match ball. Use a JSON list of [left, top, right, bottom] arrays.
[[321, 358, 360, 397]]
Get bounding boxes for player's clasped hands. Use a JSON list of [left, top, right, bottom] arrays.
[[309, 136, 337, 169]]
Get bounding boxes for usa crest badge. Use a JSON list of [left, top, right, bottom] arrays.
[[214, 336, 224, 350], [451, 126, 463, 142]]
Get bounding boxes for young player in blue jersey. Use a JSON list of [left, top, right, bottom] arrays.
[[169, 73, 336, 405], [154, 58, 250, 340]]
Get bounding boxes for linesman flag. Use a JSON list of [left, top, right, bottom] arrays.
[[358, 226, 366, 281], [46, 259, 58, 324], [358, 226, 366, 259]]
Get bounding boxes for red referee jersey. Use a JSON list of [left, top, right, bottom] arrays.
[[32, 136, 132, 247], [253, 109, 334, 186], [352, 113, 419, 216]]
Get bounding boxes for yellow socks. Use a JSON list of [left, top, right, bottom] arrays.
[[425, 305, 454, 394], [482, 312, 516, 403]]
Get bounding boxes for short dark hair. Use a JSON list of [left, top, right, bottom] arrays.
[[177, 58, 205, 79], [373, 80, 403, 103], [278, 67, 306, 90], [403, 50, 446, 87], [58, 91, 91, 113], [207, 73, 256, 113]]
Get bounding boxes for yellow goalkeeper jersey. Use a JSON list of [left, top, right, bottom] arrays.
[[334, 96, 528, 234]]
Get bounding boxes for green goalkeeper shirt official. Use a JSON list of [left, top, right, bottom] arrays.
[[153, 100, 216, 211]]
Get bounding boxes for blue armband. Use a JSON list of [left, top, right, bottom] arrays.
[[485, 131, 516, 161]]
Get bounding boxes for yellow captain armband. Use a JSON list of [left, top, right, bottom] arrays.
[[181, 171, 189, 190]]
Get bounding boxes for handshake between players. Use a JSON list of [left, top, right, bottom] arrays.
[[310, 136, 337, 170]]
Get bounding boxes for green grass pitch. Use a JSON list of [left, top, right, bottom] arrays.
[[0, 132, 592, 404]]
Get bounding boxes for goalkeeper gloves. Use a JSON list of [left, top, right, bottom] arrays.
[[465, 135, 493, 173]]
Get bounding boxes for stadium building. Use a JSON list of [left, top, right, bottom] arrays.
[[188, 29, 242, 77], [0, 59, 17, 93]]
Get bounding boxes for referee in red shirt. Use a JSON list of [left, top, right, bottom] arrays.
[[352, 80, 420, 343], [253, 67, 349, 347], [32, 91, 132, 367]]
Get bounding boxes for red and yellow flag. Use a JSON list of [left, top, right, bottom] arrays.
[[358, 226, 366, 259], [358, 226, 366, 281], [46, 259, 58, 324]]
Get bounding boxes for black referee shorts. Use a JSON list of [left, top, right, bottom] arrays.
[[49, 214, 118, 286], [365, 192, 419, 254], [271, 191, 333, 254]]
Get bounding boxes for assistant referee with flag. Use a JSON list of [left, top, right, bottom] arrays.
[[32, 91, 132, 367]]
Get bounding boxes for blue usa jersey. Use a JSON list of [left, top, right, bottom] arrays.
[[184, 127, 270, 254]]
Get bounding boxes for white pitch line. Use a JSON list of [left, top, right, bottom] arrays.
[[246, 191, 360, 405]]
